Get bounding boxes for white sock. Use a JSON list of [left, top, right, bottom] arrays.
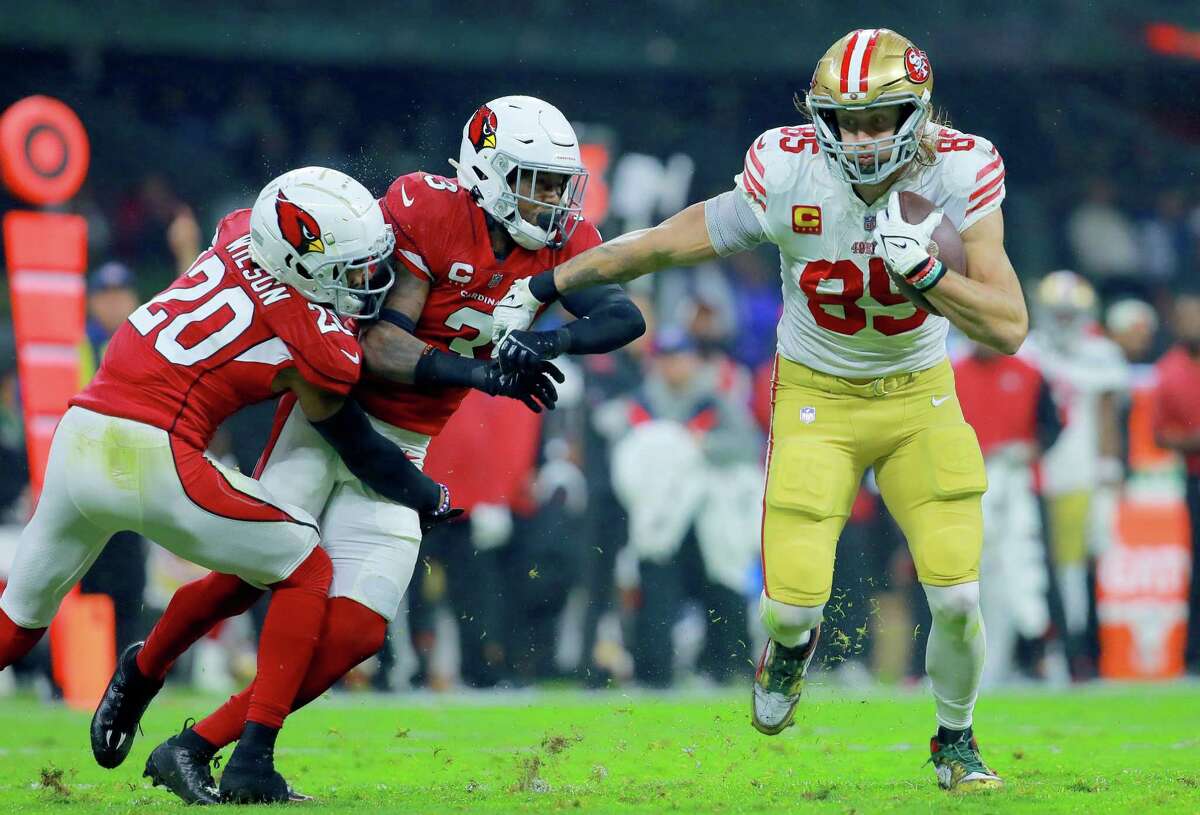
[[759, 593, 824, 649], [923, 582, 986, 731], [1056, 563, 1089, 636]]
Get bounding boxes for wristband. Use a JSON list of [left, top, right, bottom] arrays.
[[528, 268, 561, 304], [378, 308, 417, 333], [905, 257, 946, 292]]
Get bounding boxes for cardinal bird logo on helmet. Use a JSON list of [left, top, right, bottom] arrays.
[[468, 104, 498, 151], [275, 191, 325, 256]]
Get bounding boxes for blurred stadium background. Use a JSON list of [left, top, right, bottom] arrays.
[[1, 0, 1199, 752]]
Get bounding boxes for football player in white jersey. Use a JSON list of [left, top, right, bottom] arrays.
[[1022, 270, 1128, 677], [491, 28, 1026, 791]]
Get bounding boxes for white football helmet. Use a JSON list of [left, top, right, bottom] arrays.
[[450, 95, 588, 250], [249, 166, 395, 318], [1035, 269, 1097, 350]]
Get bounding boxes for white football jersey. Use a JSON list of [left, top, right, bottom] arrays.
[[1021, 331, 1129, 495], [735, 122, 1005, 378]]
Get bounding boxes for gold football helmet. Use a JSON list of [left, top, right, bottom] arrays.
[[1035, 270, 1098, 349], [806, 28, 934, 185]]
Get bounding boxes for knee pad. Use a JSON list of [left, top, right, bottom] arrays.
[[923, 581, 980, 625], [759, 594, 824, 648]]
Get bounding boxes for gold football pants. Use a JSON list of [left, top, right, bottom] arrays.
[[762, 356, 987, 605]]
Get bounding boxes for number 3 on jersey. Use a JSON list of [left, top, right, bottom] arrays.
[[444, 307, 493, 358], [799, 257, 929, 337]]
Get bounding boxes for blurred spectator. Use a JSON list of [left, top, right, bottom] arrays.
[[114, 174, 201, 283], [610, 330, 761, 687], [1105, 298, 1160, 365], [956, 342, 1061, 684], [77, 262, 149, 657], [1150, 291, 1200, 675], [1137, 189, 1191, 300], [1023, 271, 1129, 680], [1066, 178, 1142, 303], [418, 391, 544, 688], [0, 353, 28, 520]]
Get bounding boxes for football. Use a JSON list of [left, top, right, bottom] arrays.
[[888, 191, 965, 318]]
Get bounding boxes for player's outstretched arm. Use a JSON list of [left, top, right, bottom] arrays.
[[495, 284, 646, 373], [274, 369, 458, 528], [546, 201, 719, 294], [920, 209, 1028, 354], [491, 201, 720, 348]]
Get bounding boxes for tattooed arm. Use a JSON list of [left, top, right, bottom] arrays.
[[360, 271, 431, 384]]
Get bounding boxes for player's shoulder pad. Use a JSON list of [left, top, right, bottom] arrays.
[[739, 126, 813, 208], [266, 297, 363, 395], [212, 208, 252, 249]]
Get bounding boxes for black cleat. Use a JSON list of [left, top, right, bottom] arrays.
[[143, 725, 222, 805], [218, 745, 289, 804], [91, 641, 163, 768]]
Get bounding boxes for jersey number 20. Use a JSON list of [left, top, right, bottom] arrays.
[[128, 254, 255, 366]]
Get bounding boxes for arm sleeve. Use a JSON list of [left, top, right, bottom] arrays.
[[311, 399, 441, 512], [704, 189, 768, 257], [556, 285, 647, 354]]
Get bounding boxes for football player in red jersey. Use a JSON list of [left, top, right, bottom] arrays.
[[129, 96, 644, 805], [0, 166, 462, 804]]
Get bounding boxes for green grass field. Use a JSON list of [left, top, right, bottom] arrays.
[[0, 683, 1197, 813]]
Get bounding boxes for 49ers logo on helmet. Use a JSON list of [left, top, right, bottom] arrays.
[[904, 47, 931, 84], [275, 191, 325, 256], [468, 104, 498, 151]]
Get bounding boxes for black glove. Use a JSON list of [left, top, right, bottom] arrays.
[[474, 359, 565, 413], [419, 483, 464, 535], [497, 328, 570, 374]]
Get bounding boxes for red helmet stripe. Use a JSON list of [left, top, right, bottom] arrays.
[[839, 30, 860, 93], [858, 29, 882, 90]]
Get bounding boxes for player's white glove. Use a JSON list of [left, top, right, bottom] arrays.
[[872, 191, 945, 291], [490, 278, 543, 357]]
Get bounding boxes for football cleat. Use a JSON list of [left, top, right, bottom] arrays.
[[927, 733, 1003, 792], [143, 727, 222, 805], [218, 745, 289, 804], [91, 641, 163, 768], [287, 784, 316, 803], [751, 624, 821, 735]]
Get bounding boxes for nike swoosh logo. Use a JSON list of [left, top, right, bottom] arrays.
[[400, 185, 414, 208], [884, 237, 915, 251], [932, 395, 951, 407], [341, 349, 361, 364]]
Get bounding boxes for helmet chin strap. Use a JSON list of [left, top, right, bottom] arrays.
[[507, 218, 550, 250]]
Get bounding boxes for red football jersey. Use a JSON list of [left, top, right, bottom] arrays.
[[72, 209, 362, 451], [360, 171, 603, 435]]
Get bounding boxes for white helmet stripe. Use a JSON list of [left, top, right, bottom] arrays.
[[844, 28, 881, 94]]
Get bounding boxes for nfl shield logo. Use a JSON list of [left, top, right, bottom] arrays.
[[487, 272, 505, 288], [863, 214, 876, 232], [800, 406, 816, 424]]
